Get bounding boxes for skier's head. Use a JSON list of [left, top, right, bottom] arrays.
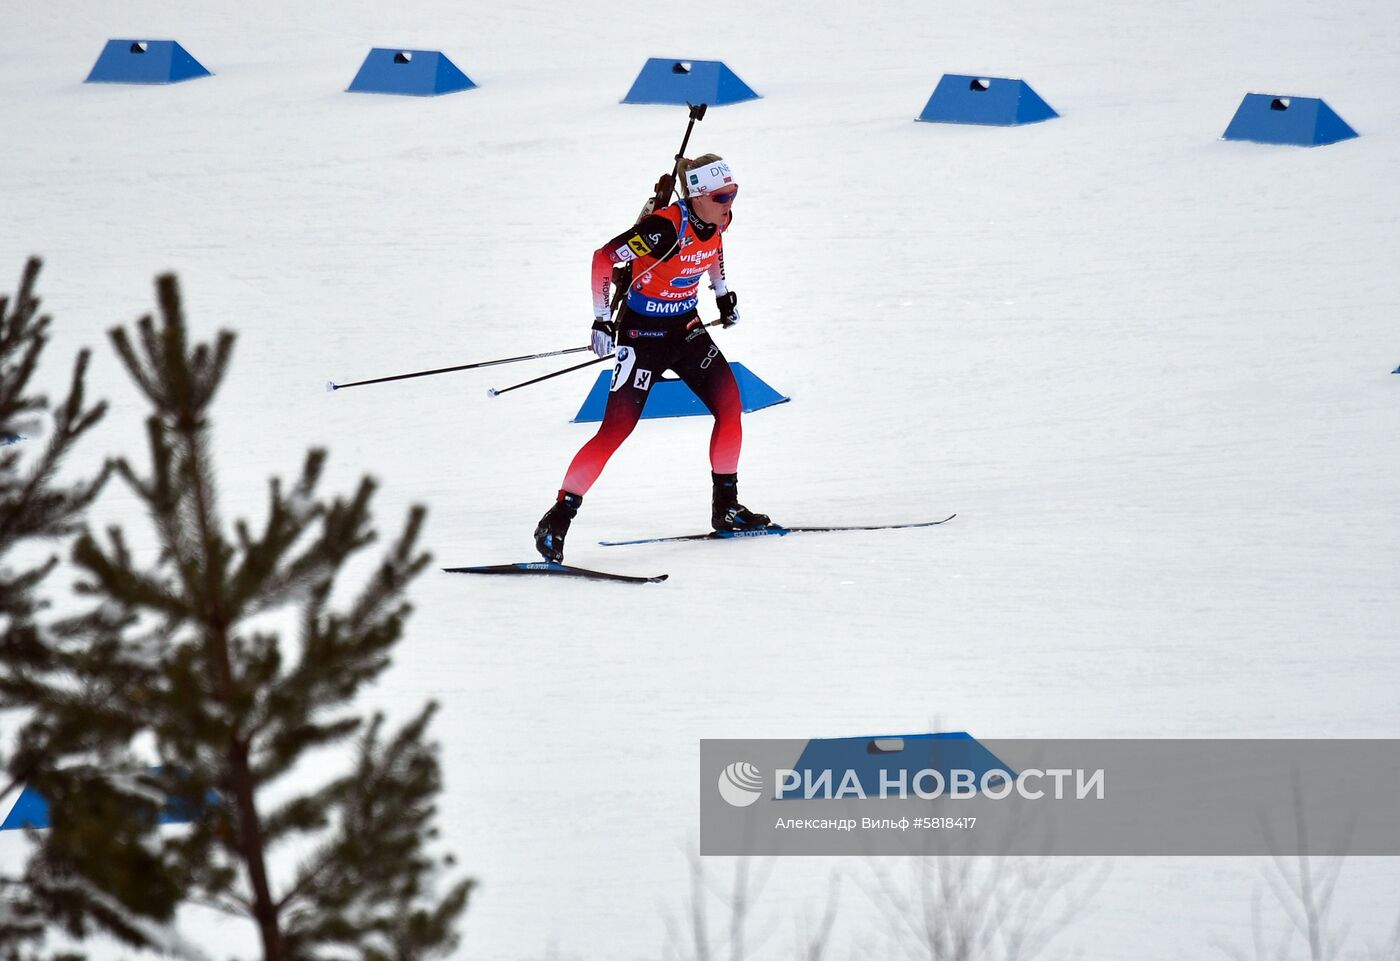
[[683, 153, 738, 223]]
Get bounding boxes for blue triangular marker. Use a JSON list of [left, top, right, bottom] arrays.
[[572, 362, 789, 422], [347, 49, 477, 96], [1, 784, 50, 830], [918, 75, 1057, 126], [786, 732, 1014, 799], [85, 40, 211, 85], [623, 58, 759, 106], [1222, 94, 1358, 146], [0, 769, 219, 831]]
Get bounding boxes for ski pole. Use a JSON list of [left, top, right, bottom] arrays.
[[487, 354, 613, 397], [328, 345, 592, 392]]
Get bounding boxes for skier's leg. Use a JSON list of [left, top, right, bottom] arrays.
[[674, 338, 743, 474], [674, 335, 772, 531], [561, 347, 649, 495], [534, 347, 649, 561]]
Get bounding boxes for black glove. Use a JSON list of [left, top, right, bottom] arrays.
[[716, 291, 740, 328], [590, 317, 615, 357]]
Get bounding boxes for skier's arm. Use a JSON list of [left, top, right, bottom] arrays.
[[590, 248, 614, 321], [707, 244, 728, 297], [708, 239, 739, 327], [708, 209, 733, 297]]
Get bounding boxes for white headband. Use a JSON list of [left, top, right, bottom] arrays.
[[685, 159, 736, 196]]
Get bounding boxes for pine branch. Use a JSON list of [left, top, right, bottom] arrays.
[[0, 557, 57, 619], [70, 526, 190, 620], [0, 350, 110, 549], [279, 704, 473, 958], [245, 501, 430, 773], [349, 504, 431, 631], [0, 258, 50, 423], [228, 449, 332, 615], [17, 765, 187, 950], [106, 316, 161, 406]]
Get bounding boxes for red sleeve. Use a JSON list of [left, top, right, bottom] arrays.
[[591, 247, 614, 318]]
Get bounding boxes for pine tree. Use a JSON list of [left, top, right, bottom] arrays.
[[5, 271, 470, 960], [0, 257, 163, 960]]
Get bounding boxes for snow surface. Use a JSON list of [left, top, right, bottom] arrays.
[[3, 0, 1399, 957]]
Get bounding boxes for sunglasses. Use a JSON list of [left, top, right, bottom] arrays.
[[708, 190, 738, 205]]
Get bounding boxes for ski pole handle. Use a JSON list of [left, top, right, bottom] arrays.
[[485, 321, 724, 398]]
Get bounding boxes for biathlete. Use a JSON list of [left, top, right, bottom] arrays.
[[533, 153, 772, 562]]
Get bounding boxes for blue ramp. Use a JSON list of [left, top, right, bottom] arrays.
[[572, 362, 787, 423], [623, 58, 759, 106], [787, 733, 1013, 798], [1222, 94, 1357, 146], [1, 769, 217, 831], [348, 49, 476, 96], [918, 74, 1057, 126], [85, 40, 210, 84], [0, 783, 50, 830]]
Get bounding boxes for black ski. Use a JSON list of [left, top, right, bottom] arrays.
[[599, 514, 957, 547], [444, 561, 668, 584]]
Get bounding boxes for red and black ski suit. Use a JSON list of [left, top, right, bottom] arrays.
[[560, 200, 743, 495]]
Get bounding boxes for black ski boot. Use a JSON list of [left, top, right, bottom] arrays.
[[711, 472, 772, 532], [534, 490, 582, 563]]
